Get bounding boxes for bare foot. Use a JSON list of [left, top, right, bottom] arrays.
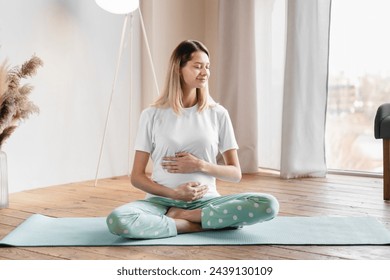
[[166, 207, 203, 234], [166, 207, 202, 223], [173, 219, 203, 233]]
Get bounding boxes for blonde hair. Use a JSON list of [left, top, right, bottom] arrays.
[[152, 40, 213, 114]]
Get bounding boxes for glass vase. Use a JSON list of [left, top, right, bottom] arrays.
[[0, 150, 8, 208]]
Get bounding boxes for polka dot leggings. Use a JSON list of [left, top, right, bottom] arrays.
[[106, 193, 279, 239]]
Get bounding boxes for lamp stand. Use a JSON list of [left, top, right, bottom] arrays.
[[94, 9, 159, 187]]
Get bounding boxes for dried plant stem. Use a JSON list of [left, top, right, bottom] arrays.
[[0, 55, 43, 149]]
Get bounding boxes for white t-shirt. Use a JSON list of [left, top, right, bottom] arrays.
[[134, 103, 239, 198]]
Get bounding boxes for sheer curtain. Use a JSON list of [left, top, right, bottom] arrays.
[[216, 0, 259, 173], [280, 0, 331, 178], [217, 0, 332, 178]]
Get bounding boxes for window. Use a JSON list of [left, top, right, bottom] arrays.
[[326, 0, 390, 173]]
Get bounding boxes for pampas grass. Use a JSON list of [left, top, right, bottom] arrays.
[[0, 55, 43, 149]]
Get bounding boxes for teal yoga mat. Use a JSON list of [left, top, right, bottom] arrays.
[[1, 214, 390, 247]]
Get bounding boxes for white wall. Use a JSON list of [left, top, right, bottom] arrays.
[[0, 0, 139, 193], [0, 0, 219, 193]]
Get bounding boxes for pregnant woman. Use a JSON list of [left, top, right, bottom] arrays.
[[107, 40, 279, 239]]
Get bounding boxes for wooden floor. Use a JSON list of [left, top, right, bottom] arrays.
[[0, 171, 389, 260]]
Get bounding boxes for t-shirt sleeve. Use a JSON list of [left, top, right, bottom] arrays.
[[218, 107, 239, 153], [134, 108, 154, 153]]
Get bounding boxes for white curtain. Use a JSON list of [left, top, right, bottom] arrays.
[[256, 0, 285, 171], [280, 0, 331, 178], [216, 0, 259, 173], [217, 0, 332, 178]]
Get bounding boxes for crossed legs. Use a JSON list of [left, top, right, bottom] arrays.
[[107, 193, 279, 239]]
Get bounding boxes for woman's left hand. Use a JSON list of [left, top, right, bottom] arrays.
[[162, 152, 203, 174]]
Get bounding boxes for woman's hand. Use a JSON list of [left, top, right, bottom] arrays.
[[161, 150, 241, 183], [162, 152, 204, 174], [172, 182, 208, 202]]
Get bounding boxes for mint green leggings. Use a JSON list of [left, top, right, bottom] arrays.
[[107, 193, 279, 239]]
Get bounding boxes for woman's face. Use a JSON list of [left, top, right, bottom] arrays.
[[180, 51, 210, 90]]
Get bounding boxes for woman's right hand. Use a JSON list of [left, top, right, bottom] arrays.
[[172, 182, 208, 202]]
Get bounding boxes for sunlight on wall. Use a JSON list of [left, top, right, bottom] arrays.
[[0, 0, 137, 192]]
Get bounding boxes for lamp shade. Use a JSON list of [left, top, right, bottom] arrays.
[[95, 0, 139, 14]]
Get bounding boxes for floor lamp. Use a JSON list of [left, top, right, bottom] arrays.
[[94, 0, 159, 187]]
